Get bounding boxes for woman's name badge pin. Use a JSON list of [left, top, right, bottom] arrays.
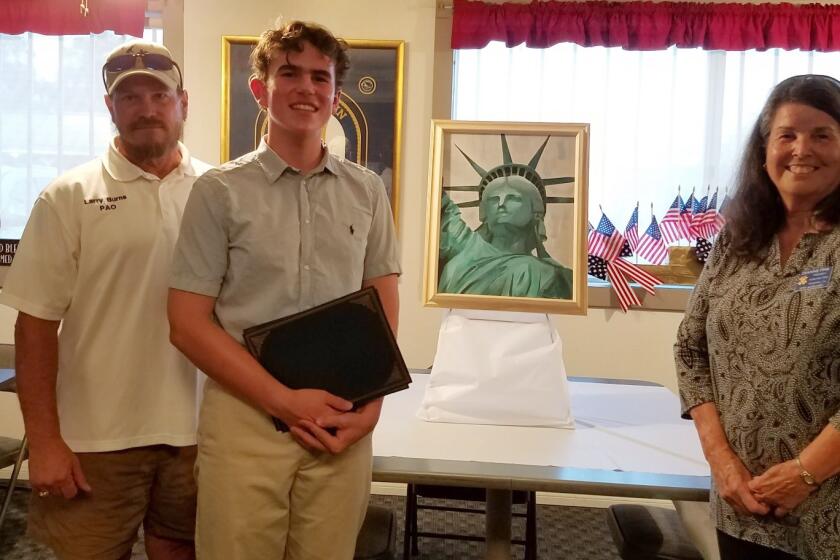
[[793, 266, 832, 291]]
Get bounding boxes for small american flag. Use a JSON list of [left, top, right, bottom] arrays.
[[588, 213, 625, 262], [619, 240, 633, 258], [636, 216, 668, 265], [697, 190, 720, 239], [715, 192, 730, 231], [695, 237, 713, 263], [588, 254, 608, 280], [606, 262, 641, 311], [660, 195, 684, 245], [680, 192, 697, 240], [692, 193, 707, 234], [625, 204, 639, 253], [694, 193, 707, 214]]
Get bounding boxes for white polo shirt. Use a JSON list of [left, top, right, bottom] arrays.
[[0, 139, 212, 452]]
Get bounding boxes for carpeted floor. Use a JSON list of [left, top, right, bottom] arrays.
[[0, 488, 623, 559]]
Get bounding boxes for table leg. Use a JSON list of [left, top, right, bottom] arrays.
[[485, 488, 512, 560]]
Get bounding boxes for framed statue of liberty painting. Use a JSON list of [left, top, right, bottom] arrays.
[[423, 120, 589, 315], [221, 36, 404, 225]]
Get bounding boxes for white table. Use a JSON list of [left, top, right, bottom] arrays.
[[372, 372, 710, 559]]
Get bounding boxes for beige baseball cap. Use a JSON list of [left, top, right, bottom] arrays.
[[103, 40, 182, 95]]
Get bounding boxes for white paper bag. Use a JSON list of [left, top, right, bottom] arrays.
[[418, 309, 574, 428]]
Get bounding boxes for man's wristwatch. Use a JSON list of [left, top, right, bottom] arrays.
[[796, 456, 819, 487]]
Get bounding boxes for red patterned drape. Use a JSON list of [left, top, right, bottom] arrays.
[[452, 0, 840, 51], [0, 0, 146, 37]]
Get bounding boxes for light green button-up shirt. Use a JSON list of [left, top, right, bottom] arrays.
[[171, 139, 401, 343]]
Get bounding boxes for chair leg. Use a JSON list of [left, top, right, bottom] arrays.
[[403, 483, 415, 560], [0, 435, 27, 532], [402, 485, 409, 560], [525, 490, 537, 560], [409, 484, 419, 556]]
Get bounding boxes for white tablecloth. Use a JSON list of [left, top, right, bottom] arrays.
[[373, 374, 709, 477]]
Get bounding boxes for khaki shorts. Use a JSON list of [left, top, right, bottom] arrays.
[[28, 444, 197, 560]]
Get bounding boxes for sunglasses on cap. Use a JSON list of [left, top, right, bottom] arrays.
[[102, 51, 183, 90]]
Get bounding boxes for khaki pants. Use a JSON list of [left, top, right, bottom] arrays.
[[196, 379, 371, 560]]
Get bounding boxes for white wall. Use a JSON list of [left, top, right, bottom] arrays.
[[0, 305, 15, 344]]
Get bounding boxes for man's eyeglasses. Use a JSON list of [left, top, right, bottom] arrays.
[[102, 51, 183, 90]]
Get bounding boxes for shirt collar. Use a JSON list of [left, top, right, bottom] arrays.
[[256, 136, 339, 183], [102, 137, 197, 182]]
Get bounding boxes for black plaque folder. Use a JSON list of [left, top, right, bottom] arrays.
[[243, 287, 411, 431]]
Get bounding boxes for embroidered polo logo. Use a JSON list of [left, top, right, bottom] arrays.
[[83, 194, 127, 211], [793, 267, 832, 291]]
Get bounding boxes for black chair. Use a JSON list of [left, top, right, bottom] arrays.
[[606, 504, 702, 560], [403, 484, 537, 559], [355, 504, 397, 560]]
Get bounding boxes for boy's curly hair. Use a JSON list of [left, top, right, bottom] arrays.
[[250, 20, 350, 88]]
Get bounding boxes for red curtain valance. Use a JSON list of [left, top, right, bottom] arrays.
[[0, 0, 146, 37], [452, 0, 840, 52]]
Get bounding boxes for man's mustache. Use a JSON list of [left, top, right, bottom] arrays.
[[130, 118, 167, 130]]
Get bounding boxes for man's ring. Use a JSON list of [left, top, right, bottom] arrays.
[[38, 490, 49, 498]]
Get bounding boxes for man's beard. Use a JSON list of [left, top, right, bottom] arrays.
[[118, 117, 183, 163]]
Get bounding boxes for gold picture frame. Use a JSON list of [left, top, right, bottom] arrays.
[[423, 120, 589, 315], [220, 36, 405, 225]]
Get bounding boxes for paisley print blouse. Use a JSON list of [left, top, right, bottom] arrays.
[[675, 228, 840, 560]]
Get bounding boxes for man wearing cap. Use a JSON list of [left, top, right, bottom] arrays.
[[0, 40, 210, 559]]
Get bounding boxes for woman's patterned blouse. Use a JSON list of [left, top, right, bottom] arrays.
[[676, 228, 840, 560]]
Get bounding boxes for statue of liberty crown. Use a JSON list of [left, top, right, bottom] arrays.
[[447, 134, 575, 209]]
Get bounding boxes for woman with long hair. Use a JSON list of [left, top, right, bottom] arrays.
[[676, 74, 840, 560]]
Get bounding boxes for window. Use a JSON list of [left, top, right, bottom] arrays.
[[452, 42, 840, 234], [0, 28, 162, 241]]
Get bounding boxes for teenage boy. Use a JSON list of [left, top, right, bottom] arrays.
[[168, 21, 400, 560]]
